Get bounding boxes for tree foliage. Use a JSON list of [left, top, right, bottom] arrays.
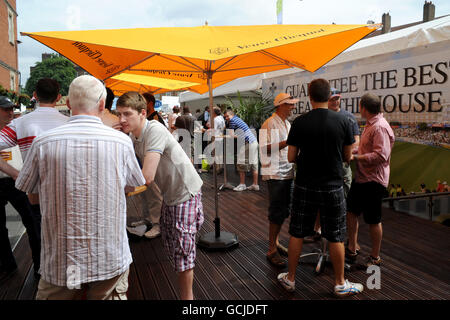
[[24, 54, 77, 96], [224, 91, 274, 129]]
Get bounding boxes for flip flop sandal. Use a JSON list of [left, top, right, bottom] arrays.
[[266, 251, 286, 268]]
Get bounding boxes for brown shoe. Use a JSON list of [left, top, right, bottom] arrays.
[[366, 255, 382, 267], [266, 251, 286, 268]]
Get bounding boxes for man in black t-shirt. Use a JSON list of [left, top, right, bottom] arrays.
[[277, 78, 364, 298]]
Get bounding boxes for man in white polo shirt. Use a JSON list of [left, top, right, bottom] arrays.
[[259, 93, 297, 268], [0, 79, 69, 278], [116, 91, 204, 300]]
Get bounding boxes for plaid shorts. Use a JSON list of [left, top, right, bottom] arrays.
[[289, 185, 347, 243], [161, 192, 204, 272]]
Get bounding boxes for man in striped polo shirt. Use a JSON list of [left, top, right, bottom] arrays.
[[223, 109, 259, 191], [0, 79, 69, 278], [16, 75, 146, 300]]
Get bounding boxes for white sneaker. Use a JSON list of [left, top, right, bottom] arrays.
[[126, 225, 147, 237], [277, 272, 295, 292], [247, 184, 260, 191], [233, 184, 247, 192], [144, 224, 161, 239], [334, 279, 364, 297]]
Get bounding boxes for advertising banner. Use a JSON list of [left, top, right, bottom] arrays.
[[262, 40, 450, 124]]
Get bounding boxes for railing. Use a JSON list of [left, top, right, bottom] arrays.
[[382, 191, 450, 221]]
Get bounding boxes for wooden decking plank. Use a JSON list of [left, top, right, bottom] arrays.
[[2, 172, 450, 300], [196, 219, 257, 300], [17, 267, 39, 300], [139, 237, 178, 300], [127, 262, 145, 300], [1, 234, 33, 300], [194, 248, 236, 300]]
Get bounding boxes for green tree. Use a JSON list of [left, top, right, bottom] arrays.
[[24, 54, 77, 96]]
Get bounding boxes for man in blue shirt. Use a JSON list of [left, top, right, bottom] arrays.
[[224, 109, 259, 191]]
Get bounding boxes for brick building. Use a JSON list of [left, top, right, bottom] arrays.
[[0, 0, 19, 92]]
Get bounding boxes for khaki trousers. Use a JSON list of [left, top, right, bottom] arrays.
[[127, 182, 162, 226], [36, 269, 129, 300]]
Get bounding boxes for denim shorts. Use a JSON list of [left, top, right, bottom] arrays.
[[289, 184, 347, 243], [267, 179, 293, 225]]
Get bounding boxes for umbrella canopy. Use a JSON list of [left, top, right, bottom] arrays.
[[23, 23, 379, 249], [105, 73, 227, 96], [22, 24, 379, 85]]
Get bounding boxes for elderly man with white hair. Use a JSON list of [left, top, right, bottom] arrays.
[[15, 75, 146, 300]]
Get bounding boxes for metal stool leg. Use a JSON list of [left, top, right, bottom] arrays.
[[299, 237, 329, 275]]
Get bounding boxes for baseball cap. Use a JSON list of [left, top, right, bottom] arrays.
[[0, 96, 15, 109], [330, 87, 341, 100], [274, 92, 299, 107]]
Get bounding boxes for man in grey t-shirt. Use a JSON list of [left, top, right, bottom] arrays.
[[116, 92, 203, 300]]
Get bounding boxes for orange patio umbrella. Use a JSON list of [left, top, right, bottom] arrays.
[[22, 23, 379, 249], [105, 73, 227, 96]]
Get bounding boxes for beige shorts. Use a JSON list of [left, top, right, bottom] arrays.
[[236, 141, 259, 172], [35, 269, 129, 300]]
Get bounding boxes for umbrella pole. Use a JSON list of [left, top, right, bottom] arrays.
[[197, 72, 239, 250]]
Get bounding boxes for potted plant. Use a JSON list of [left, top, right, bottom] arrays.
[[225, 90, 274, 131]]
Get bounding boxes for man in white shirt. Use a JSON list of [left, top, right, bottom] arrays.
[[259, 93, 297, 268], [116, 92, 204, 300], [0, 79, 69, 278], [16, 75, 146, 300]]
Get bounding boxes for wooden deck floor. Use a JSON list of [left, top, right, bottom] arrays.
[[1, 170, 449, 300]]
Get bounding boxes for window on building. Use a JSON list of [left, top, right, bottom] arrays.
[[10, 71, 16, 91], [8, 8, 15, 45]]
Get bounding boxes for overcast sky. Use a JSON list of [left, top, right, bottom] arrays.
[[16, 0, 450, 86]]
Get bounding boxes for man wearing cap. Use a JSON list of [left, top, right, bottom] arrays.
[[328, 88, 360, 196], [0, 96, 39, 280], [0, 79, 69, 278], [259, 93, 297, 267]]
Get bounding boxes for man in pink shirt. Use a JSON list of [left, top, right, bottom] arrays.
[[346, 93, 394, 268]]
